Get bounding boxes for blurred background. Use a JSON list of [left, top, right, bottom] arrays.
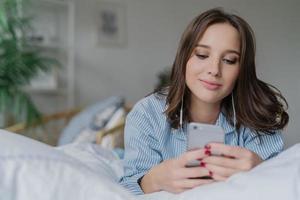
[[1, 0, 299, 148]]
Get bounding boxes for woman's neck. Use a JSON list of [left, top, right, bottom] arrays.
[[190, 98, 221, 124]]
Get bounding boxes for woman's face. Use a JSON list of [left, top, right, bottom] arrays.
[[186, 23, 241, 106]]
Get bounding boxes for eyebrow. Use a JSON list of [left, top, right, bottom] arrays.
[[196, 44, 240, 56]]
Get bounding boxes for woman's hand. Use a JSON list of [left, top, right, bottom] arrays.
[[140, 149, 215, 194], [201, 143, 263, 181]]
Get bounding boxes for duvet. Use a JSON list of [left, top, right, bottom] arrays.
[[0, 129, 299, 200]]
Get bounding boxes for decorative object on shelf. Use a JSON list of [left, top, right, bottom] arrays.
[[28, 69, 58, 91], [25, 0, 62, 49], [97, 1, 127, 47], [0, 0, 59, 127]]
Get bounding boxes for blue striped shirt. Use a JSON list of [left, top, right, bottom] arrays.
[[119, 94, 284, 195]]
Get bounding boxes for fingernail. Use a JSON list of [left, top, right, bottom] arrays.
[[204, 144, 211, 149], [205, 150, 211, 156], [197, 158, 203, 161], [200, 161, 206, 167], [209, 171, 213, 177]]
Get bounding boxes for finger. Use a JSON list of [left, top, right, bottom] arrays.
[[202, 156, 240, 169], [205, 163, 239, 177], [208, 143, 247, 158], [204, 155, 257, 171], [180, 166, 211, 179], [178, 149, 210, 167], [177, 178, 215, 189]]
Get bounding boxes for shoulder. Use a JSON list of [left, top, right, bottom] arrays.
[[124, 93, 170, 144], [125, 93, 169, 132], [129, 93, 167, 119]]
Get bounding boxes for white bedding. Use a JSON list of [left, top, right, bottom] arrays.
[[141, 143, 300, 200], [0, 130, 133, 200], [0, 129, 299, 200]]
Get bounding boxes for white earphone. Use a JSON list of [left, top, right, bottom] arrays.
[[231, 92, 237, 132], [179, 95, 184, 131]]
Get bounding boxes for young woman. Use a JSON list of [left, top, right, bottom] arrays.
[[119, 8, 289, 195]]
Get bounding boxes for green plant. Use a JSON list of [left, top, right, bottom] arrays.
[[0, 0, 58, 127]]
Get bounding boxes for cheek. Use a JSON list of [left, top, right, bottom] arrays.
[[185, 57, 203, 78], [185, 60, 194, 81]]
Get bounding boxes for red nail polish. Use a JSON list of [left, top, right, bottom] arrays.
[[205, 150, 211, 156], [200, 162, 206, 167], [197, 158, 203, 161], [209, 171, 213, 176], [205, 144, 211, 149]]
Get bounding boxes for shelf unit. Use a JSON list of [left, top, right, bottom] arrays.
[[24, 0, 75, 113]]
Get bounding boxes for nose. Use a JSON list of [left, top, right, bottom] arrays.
[[207, 58, 221, 77]]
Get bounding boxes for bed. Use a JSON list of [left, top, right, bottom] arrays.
[[0, 129, 299, 200]]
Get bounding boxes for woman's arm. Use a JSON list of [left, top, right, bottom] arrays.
[[119, 101, 162, 195], [243, 130, 284, 160], [119, 100, 213, 194], [140, 149, 214, 194]]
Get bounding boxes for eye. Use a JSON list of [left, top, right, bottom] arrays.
[[196, 54, 208, 60], [223, 58, 237, 65]]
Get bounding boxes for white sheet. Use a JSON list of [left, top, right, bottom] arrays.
[[0, 130, 133, 200], [57, 143, 124, 181], [0, 129, 299, 200], [140, 143, 300, 200]]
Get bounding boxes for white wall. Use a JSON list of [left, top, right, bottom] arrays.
[[73, 0, 300, 147]]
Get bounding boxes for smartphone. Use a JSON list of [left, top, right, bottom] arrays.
[[186, 122, 224, 167]]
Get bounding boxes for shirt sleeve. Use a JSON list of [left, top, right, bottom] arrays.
[[244, 129, 284, 160], [118, 101, 162, 195]]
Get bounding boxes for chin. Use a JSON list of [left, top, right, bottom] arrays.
[[203, 97, 222, 104], [195, 93, 223, 104]]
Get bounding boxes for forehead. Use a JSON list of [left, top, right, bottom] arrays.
[[197, 23, 240, 52]]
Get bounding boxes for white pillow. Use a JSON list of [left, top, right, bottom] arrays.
[[73, 106, 125, 145]]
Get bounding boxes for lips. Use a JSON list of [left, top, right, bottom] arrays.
[[200, 79, 222, 90]]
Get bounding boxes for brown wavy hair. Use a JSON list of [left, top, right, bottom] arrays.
[[157, 8, 289, 134]]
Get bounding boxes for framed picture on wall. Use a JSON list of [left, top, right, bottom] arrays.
[[97, 1, 127, 47]]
